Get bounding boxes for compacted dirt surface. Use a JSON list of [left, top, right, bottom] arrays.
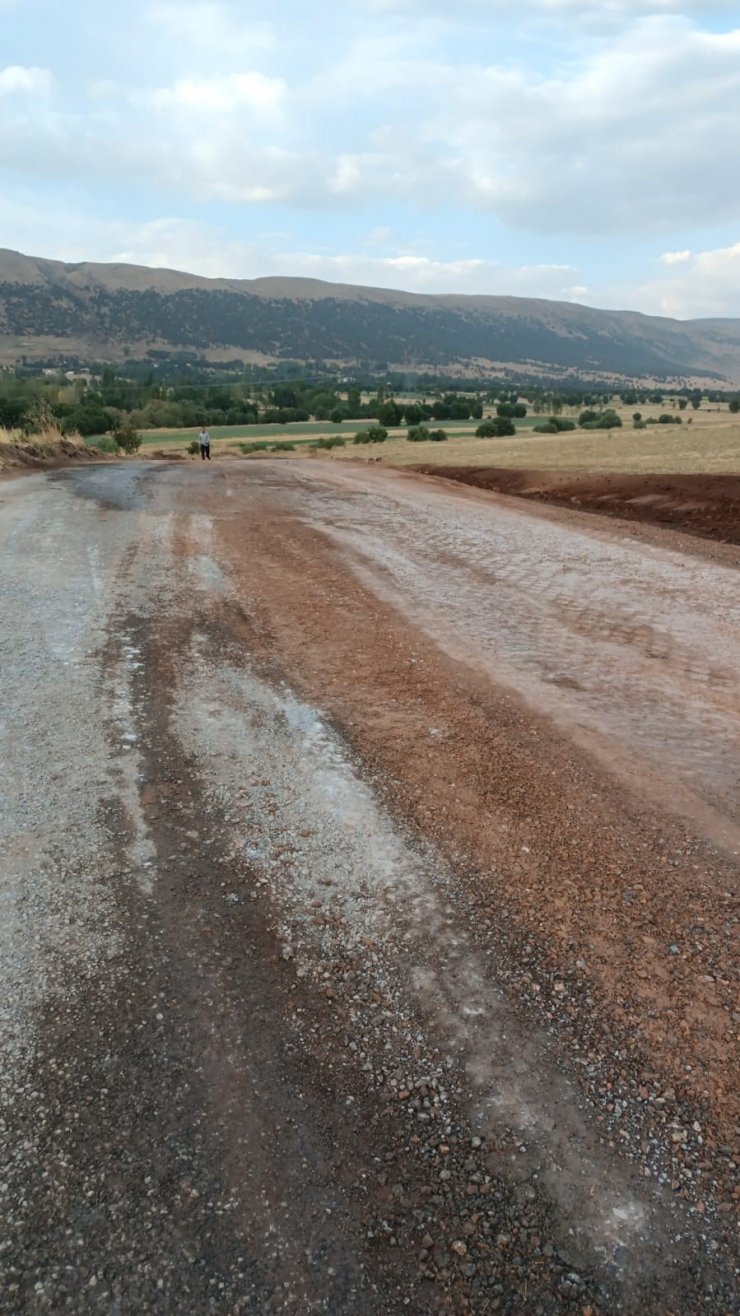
[[416, 468, 740, 547], [0, 460, 737, 1315]]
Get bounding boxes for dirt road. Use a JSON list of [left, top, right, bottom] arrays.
[[1, 461, 737, 1314]]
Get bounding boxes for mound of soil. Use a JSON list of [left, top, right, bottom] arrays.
[[0, 437, 105, 475], [417, 467, 740, 545]]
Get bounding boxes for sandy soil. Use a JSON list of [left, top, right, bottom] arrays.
[[0, 460, 737, 1314]]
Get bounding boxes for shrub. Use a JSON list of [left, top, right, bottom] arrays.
[[632, 419, 646, 430], [477, 416, 516, 438], [113, 420, 142, 454], [729, 399, 740, 414], [534, 423, 558, 434], [578, 409, 599, 426], [580, 409, 623, 430], [428, 429, 448, 442], [407, 425, 431, 442], [549, 417, 576, 432], [271, 441, 295, 452], [187, 440, 200, 455], [313, 436, 345, 450], [87, 435, 117, 454], [64, 403, 115, 437], [355, 425, 388, 444]]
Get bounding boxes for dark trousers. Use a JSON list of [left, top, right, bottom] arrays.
[[200, 446, 210, 461]]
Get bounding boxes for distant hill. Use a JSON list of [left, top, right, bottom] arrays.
[[1, 248, 739, 384]]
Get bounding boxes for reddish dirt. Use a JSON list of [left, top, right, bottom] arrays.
[[415, 467, 740, 545], [190, 468, 738, 1163]]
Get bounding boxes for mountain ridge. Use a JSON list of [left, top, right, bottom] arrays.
[[1, 248, 739, 384]]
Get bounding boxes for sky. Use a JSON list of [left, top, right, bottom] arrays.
[[1, 0, 740, 318]]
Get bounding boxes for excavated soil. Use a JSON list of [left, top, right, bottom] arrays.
[[416, 468, 740, 545], [0, 436, 105, 474]]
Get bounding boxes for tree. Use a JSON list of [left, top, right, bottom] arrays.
[[271, 385, 298, 409], [403, 403, 425, 426], [729, 399, 740, 414], [378, 400, 402, 428], [477, 417, 516, 438]]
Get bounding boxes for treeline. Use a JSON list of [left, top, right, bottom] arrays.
[[0, 371, 486, 437], [1, 360, 738, 439]]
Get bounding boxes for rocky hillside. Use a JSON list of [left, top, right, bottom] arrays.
[[2, 248, 740, 383]]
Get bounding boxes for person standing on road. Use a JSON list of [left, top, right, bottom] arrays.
[[198, 426, 211, 461]]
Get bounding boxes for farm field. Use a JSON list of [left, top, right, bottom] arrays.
[[129, 414, 545, 449], [336, 416, 740, 474], [132, 408, 740, 474]]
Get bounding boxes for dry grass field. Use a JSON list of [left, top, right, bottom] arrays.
[[330, 414, 740, 475]]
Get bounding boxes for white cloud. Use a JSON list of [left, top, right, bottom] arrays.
[[0, 66, 52, 95], [660, 250, 692, 266], [1, 13, 739, 239], [5, 189, 740, 316], [632, 242, 740, 316], [0, 196, 587, 299], [429, 19, 740, 231], [150, 72, 286, 116]]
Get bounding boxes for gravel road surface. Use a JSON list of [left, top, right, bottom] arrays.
[[0, 460, 737, 1314]]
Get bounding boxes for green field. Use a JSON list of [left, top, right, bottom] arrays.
[[122, 414, 545, 449]]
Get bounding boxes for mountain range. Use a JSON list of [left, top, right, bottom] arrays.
[[1, 248, 739, 385]]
